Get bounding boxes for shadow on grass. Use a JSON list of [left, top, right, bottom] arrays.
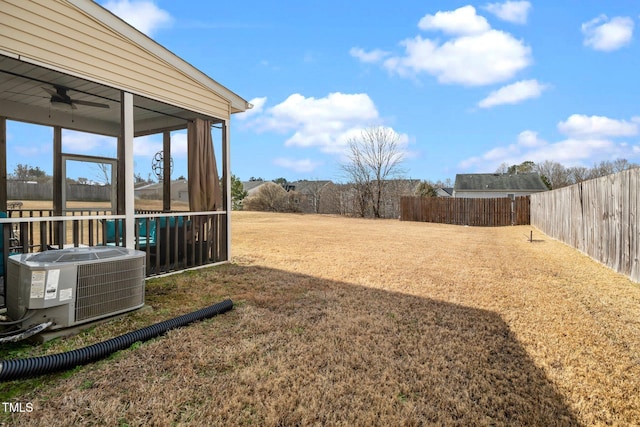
[[1, 263, 580, 426]]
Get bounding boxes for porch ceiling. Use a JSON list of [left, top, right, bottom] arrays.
[[0, 54, 220, 137]]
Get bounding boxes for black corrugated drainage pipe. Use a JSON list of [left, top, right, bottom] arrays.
[[0, 299, 233, 381]]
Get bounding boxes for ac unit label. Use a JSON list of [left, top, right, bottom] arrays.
[[30, 271, 46, 299], [44, 269, 60, 300]]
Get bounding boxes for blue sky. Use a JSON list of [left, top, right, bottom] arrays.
[[7, 0, 640, 183]]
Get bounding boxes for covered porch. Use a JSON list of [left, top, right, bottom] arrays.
[[0, 0, 251, 306]]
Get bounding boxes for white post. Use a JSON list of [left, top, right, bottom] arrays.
[[223, 119, 231, 261], [123, 92, 135, 248]]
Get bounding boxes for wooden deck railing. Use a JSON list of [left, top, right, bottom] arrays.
[[0, 210, 228, 304]]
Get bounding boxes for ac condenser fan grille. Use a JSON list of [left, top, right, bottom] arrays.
[[75, 257, 145, 322]]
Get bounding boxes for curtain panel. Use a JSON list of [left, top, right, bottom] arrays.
[[187, 118, 221, 211]]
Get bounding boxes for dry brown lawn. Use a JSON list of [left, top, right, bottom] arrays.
[[3, 211, 640, 426]]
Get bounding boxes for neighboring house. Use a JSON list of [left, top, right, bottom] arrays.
[[453, 173, 548, 198], [329, 179, 421, 218], [241, 178, 424, 217], [242, 180, 335, 214], [288, 180, 333, 214], [242, 181, 270, 197], [134, 179, 189, 202], [382, 179, 422, 218], [436, 187, 454, 197]]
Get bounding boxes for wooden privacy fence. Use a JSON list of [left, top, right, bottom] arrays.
[[400, 196, 530, 226], [530, 168, 640, 283]]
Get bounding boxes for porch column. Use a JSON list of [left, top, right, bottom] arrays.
[[52, 126, 63, 246], [121, 92, 135, 248], [222, 119, 231, 261], [1, 117, 6, 295], [52, 127, 62, 216], [163, 131, 171, 212], [0, 117, 6, 211]]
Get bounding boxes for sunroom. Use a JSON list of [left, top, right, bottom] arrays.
[[0, 0, 251, 306]]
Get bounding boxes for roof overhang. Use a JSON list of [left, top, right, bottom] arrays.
[[1, 53, 214, 137], [67, 0, 251, 115], [0, 0, 251, 136]]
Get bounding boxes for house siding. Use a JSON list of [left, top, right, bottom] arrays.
[[454, 190, 541, 198], [0, 0, 231, 120]]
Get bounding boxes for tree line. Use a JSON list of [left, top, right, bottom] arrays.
[[238, 126, 640, 218], [496, 159, 639, 190], [9, 163, 157, 185]]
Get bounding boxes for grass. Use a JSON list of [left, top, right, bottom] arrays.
[[2, 211, 640, 425]]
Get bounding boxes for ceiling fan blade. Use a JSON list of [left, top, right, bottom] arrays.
[[4, 90, 48, 99], [73, 99, 110, 109]]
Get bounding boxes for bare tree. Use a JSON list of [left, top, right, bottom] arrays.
[[535, 160, 570, 189], [495, 162, 510, 174], [95, 162, 111, 185], [611, 158, 638, 173], [341, 126, 406, 218], [342, 149, 372, 217], [301, 180, 327, 213], [567, 166, 590, 184], [496, 160, 535, 175], [589, 160, 615, 179]]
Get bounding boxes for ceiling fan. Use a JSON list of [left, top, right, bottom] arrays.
[[43, 85, 110, 109]]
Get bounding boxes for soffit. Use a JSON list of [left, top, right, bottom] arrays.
[[0, 54, 220, 136]]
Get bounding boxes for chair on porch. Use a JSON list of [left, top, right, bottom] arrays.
[[104, 219, 157, 249]]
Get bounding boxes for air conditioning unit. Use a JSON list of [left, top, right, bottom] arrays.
[[6, 246, 146, 331]]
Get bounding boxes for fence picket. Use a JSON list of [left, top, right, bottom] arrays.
[[400, 196, 530, 226], [531, 168, 640, 283]]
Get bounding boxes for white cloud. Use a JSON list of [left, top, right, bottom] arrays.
[[236, 97, 267, 121], [169, 132, 188, 157], [374, 6, 531, 86], [62, 130, 117, 154], [273, 158, 323, 173], [418, 5, 490, 36], [349, 47, 390, 63], [131, 132, 187, 158], [517, 130, 546, 148], [459, 135, 621, 171], [14, 144, 50, 159], [102, 0, 172, 36], [250, 92, 380, 153], [523, 139, 615, 164], [384, 29, 531, 86], [478, 79, 548, 108], [243, 92, 410, 160], [582, 15, 634, 52], [459, 114, 640, 172], [132, 135, 161, 157], [484, 1, 532, 25], [557, 114, 638, 139]]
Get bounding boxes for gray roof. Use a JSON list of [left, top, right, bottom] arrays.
[[242, 181, 268, 192], [454, 173, 547, 192], [289, 180, 332, 193], [437, 187, 454, 196]]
